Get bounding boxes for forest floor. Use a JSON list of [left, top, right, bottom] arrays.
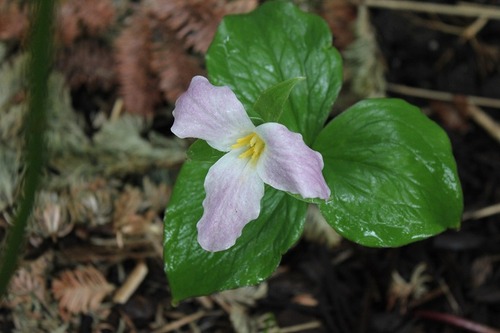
[[0, 0, 499, 332]]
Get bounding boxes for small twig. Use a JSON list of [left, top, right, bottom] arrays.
[[280, 321, 322, 333], [463, 203, 500, 221], [467, 104, 500, 144], [362, 0, 500, 20], [113, 260, 148, 304], [110, 98, 124, 121], [438, 279, 461, 315], [462, 17, 489, 40], [387, 83, 500, 110], [416, 311, 500, 333], [152, 311, 207, 333]]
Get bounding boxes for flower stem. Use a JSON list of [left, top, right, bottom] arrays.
[[0, 0, 55, 296]]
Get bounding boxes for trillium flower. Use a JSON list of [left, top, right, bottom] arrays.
[[171, 76, 330, 252]]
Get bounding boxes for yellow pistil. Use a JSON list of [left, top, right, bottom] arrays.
[[231, 132, 265, 162]]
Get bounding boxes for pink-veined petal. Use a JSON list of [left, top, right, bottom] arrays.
[[171, 76, 255, 151], [197, 150, 264, 252], [255, 123, 330, 200]]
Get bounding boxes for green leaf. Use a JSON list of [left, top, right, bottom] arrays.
[[314, 99, 463, 247], [164, 143, 307, 302], [206, 1, 342, 144], [187, 140, 224, 163], [253, 77, 305, 122]]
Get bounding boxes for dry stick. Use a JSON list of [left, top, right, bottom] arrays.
[[387, 84, 500, 143], [387, 83, 500, 110], [113, 260, 148, 304], [463, 203, 500, 221], [152, 311, 206, 333], [362, 0, 500, 20], [467, 104, 500, 143], [416, 311, 500, 333], [110, 98, 124, 121], [280, 321, 322, 333]]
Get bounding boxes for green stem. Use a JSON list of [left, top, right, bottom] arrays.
[[0, 0, 55, 296]]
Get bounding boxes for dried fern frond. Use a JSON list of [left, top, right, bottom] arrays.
[[115, 14, 161, 116], [149, 0, 258, 53], [57, 0, 115, 45], [52, 265, 114, 318], [320, 0, 356, 50], [150, 36, 202, 102], [56, 39, 116, 92], [0, 0, 28, 41], [6, 252, 53, 308], [7, 267, 46, 308], [115, 0, 257, 115]]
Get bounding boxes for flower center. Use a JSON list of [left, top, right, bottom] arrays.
[[231, 132, 265, 162]]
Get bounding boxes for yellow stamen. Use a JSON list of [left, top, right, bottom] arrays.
[[231, 133, 254, 149], [231, 132, 265, 162]]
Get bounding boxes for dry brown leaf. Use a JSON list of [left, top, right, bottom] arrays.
[[52, 265, 114, 319]]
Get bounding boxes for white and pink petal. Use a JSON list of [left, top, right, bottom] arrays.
[[197, 150, 265, 252], [255, 123, 330, 200], [171, 76, 255, 152]]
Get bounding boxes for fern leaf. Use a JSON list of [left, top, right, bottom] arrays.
[[115, 14, 161, 116], [0, 0, 28, 41], [52, 265, 114, 317], [57, 0, 115, 45]]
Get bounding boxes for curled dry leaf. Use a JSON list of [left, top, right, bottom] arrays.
[[32, 191, 73, 243], [68, 178, 115, 227], [52, 265, 114, 319], [142, 177, 171, 213], [113, 186, 158, 241], [7, 267, 46, 308], [6, 252, 53, 308]]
